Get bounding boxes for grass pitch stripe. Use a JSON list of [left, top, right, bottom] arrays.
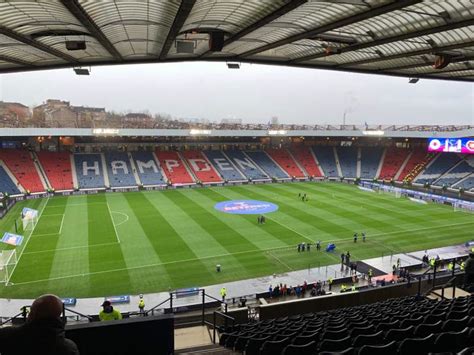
[[7, 197, 49, 284]]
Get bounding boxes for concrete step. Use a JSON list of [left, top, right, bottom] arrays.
[[175, 344, 236, 354], [427, 287, 471, 300]]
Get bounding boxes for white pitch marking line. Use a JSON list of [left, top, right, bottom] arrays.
[[266, 250, 293, 271], [6, 198, 49, 285], [107, 202, 121, 243], [111, 211, 129, 227], [58, 214, 65, 235]]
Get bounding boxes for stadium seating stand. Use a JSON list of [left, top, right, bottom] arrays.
[[37, 151, 73, 190], [266, 148, 305, 178], [0, 149, 45, 192], [155, 151, 195, 185]]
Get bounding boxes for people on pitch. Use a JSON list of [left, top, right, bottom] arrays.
[[99, 300, 122, 321], [362, 232, 366, 242], [316, 240, 321, 251], [0, 294, 79, 355], [353, 233, 358, 243]]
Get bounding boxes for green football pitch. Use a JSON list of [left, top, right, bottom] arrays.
[[0, 182, 473, 299]]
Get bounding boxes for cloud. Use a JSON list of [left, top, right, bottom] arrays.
[[0, 62, 472, 125]]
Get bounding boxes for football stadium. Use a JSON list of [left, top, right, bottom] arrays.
[[0, 1, 473, 354]]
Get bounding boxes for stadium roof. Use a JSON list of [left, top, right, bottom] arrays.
[[0, 0, 473, 82]]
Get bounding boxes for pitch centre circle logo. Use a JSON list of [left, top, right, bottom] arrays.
[[214, 200, 279, 214]]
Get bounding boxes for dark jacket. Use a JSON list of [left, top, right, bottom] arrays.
[[0, 317, 79, 355]]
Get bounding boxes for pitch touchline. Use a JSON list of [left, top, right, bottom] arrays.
[[9, 219, 474, 286], [106, 202, 121, 243]]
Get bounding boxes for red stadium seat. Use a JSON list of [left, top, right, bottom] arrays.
[[155, 151, 195, 184], [180, 151, 223, 183], [0, 149, 45, 192], [37, 151, 74, 190], [266, 148, 305, 178], [290, 146, 324, 177]]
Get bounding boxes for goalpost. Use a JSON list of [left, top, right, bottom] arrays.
[[21, 208, 39, 232], [453, 201, 474, 213], [0, 249, 17, 284], [376, 186, 402, 198]]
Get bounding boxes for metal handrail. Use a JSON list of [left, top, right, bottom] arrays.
[[212, 311, 235, 344], [144, 297, 171, 316], [63, 306, 93, 322], [0, 311, 24, 327]]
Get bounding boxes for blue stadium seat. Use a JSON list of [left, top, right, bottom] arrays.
[[204, 150, 246, 181], [415, 153, 462, 185], [223, 150, 269, 180], [360, 147, 384, 179], [337, 147, 358, 178], [131, 151, 166, 186], [74, 154, 105, 189], [245, 151, 289, 179], [0, 165, 21, 195], [104, 152, 137, 187], [313, 147, 338, 177]]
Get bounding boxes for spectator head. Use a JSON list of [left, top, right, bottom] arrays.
[[28, 294, 63, 322], [101, 300, 113, 313]]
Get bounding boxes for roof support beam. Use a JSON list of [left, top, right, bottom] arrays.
[[0, 25, 78, 63], [237, 0, 421, 58], [0, 54, 32, 67], [159, 0, 196, 60], [60, 0, 123, 60], [382, 56, 474, 72], [200, 0, 308, 57], [338, 40, 474, 68], [292, 18, 474, 63]]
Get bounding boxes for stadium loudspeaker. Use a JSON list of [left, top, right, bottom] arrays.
[[176, 41, 195, 54], [433, 55, 451, 70], [209, 32, 224, 52], [66, 40, 86, 51]]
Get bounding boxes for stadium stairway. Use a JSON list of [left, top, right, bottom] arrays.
[[130, 151, 167, 186], [155, 150, 195, 185], [181, 151, 223, 183], [203, 150, 247, 181], [379, 147, 411, 181], [36, 151, 74, 191], [223, 150, 269, 180], [398, 150, 435, 182], [244, 151, 289, 179], [312, 146, 339, 178], [74, 153, 106, 189], [0, 149, 45, 192], [265, 148, 306, 178], [290, 146, 324, 178], [104, 152, 138, 187]]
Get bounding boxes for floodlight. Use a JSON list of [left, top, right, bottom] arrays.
[[73, 67, 89, 76], [227, 62, 240, 69]]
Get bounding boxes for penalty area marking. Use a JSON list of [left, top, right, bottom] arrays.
[[110, 211, 129, 227], [22, 241, 120, 255]]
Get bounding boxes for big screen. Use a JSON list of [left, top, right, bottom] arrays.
[[428, 138, 474, 154]]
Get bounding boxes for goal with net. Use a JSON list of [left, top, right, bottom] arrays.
[[0, 249, 17, 284], [21, 207, 39, 232], [453, 201, 474, 213]]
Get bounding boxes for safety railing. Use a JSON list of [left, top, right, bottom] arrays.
[[212, 311, 235, 344]]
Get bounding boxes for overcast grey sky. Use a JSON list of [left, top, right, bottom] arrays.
[[0, 61, 472, 125]]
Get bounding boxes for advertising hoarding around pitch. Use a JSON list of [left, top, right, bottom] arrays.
[[428, 138, 474, 154]]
